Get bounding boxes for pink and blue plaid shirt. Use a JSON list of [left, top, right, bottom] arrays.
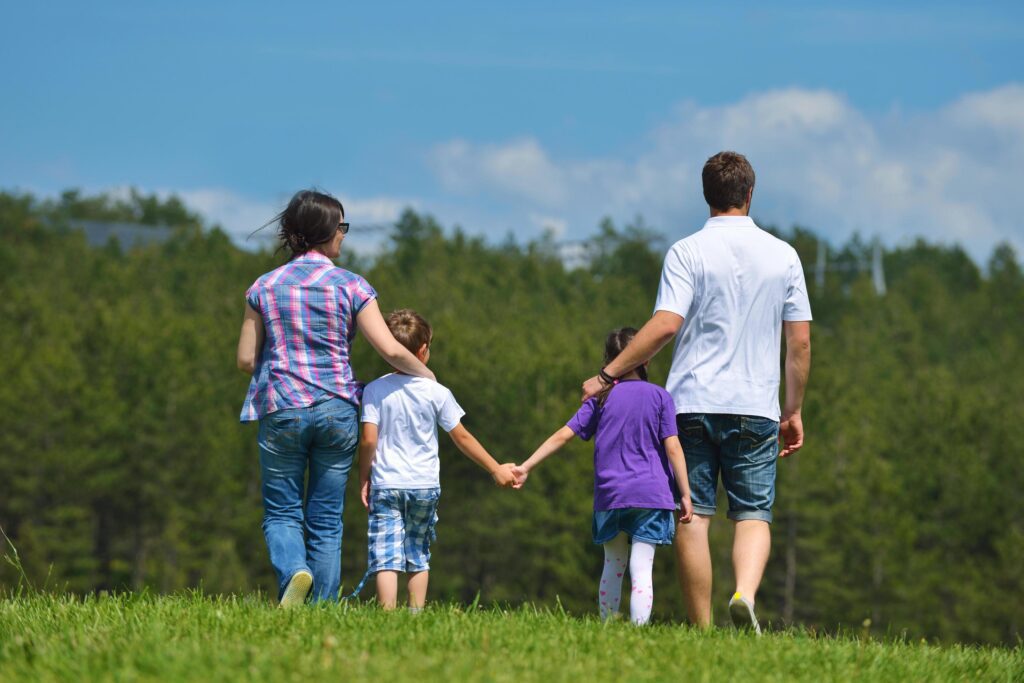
[[240, 251, 377, 422]]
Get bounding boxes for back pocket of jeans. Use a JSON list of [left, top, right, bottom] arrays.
[[262, 413, 303, 450], [739, 416, 778, 460], [678, 417, 705, 446]]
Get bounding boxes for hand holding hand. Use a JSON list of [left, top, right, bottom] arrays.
[[581, 376, 604, 402], [360, 480, 371, 509], [492, 463, 518, 488], [779, 411, 804, 458], [511, 465, 529, 489]]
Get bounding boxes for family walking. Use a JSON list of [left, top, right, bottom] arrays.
[[236, 151, 813, 632]]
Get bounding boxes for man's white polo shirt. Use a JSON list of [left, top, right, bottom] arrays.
[[654, 215, 812, 421]]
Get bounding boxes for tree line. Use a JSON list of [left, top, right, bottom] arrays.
[[0, 189, 1021, 645]]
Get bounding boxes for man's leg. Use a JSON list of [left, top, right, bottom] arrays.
[[674, 514, 713, 627], [675, 414, 719, 628], [721, 415, 778, 632], [732, 520, 771, 601]]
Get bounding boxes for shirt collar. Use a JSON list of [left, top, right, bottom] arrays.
[[703, 215, 757, 229], [293, 250, 334, 264]]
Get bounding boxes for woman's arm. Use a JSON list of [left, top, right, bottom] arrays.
[[236, 303, 264, 374], [512, 426, 577, 489], [356, 300, 436, 381], [663, 435, 693, 524]]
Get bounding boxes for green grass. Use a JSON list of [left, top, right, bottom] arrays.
[[0, 593, 1020, 682]]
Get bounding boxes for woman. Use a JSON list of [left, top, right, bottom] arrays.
[[236, 189, 433, 607]]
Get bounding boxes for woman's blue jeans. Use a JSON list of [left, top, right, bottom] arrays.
[[257, 397, 358, 602]]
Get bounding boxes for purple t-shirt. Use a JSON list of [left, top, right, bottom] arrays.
[[567, 380, 679, 511]]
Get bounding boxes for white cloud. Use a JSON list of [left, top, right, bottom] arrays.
[[428, 84, 1024, 260]]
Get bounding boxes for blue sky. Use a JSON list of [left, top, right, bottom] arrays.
[[2, 1, 1022, 259]]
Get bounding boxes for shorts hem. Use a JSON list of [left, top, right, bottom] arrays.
[[692, 505, 716, 517], [727, 510, 772, 523], [630, 534, 674, 547]]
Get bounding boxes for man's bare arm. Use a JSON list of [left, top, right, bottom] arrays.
[[581, 310, 683, 401], [780, 320, 811, 458]]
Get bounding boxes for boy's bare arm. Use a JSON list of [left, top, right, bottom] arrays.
[[447, 423, 516, 487], [358, 423, 378, 508]]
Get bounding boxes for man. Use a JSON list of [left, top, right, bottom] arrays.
[[581, 151, 812, 633]]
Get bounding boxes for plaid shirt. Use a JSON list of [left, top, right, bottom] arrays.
[[240, 251, 377, 422]]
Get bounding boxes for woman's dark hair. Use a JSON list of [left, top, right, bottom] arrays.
[[598, 327, 647, 405], [269, 190, 345, 257]]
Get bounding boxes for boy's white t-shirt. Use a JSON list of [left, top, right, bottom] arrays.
[[360, 373, 465, 489]]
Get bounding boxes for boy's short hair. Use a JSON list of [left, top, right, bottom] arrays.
[[702, 151, 755, 212], [385, 309, 432, 355]]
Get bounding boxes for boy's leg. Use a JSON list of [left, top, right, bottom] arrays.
[[376, 571, 399, 610], [407, 571, 429, 610], [367, 489, 407, 611], [628, 541, 656, 625], [674, 514, 713, 627], [402, 488, 440, 609], [599, 532, 628, 620]]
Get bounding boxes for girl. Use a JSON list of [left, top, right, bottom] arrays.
[[513, 327, 693, 625]]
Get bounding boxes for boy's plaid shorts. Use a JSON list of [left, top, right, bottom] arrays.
[[368, 487, 441, 573]]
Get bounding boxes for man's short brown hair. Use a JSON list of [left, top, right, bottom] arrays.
[[385, 309, 432, 355], [702, 151, 755, 212]]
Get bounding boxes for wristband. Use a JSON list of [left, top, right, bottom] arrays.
[[599, 368, 617, 385]]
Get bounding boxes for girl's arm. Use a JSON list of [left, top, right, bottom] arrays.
[[358, 423, 378, 509], [512, 426, 577, 489], [663, 435, 693, 524], [236, 303, 264, 374], [356, 299, 436, 381], [447, 424, 517, 487]]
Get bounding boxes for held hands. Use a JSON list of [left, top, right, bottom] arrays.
[[511, 465, 529, 489], [779, 411, 804, 458], [492, 463, 519, 488], [360, 480, 371, 509]]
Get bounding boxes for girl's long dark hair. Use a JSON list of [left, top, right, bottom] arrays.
[[255, 189, 345, 259], [597, 327, 647, 406]]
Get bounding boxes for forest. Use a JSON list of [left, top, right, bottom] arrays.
[[0, 189, 1021, 645]]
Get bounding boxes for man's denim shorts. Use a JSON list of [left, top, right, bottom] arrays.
[[676, 413, 779, 523], [368, 487, 440, 573], [592, 508, 675, 546]]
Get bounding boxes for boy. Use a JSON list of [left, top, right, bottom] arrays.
[[359, 309, 517, 611]]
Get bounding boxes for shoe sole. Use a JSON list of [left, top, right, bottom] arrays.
[[279, 571, 313, 609], [729, 597, 762, 635]]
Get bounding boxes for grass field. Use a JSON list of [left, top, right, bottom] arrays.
[[1, 594, 1022, 682]]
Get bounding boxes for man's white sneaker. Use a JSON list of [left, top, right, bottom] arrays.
[[728, 592, 762, 635]]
